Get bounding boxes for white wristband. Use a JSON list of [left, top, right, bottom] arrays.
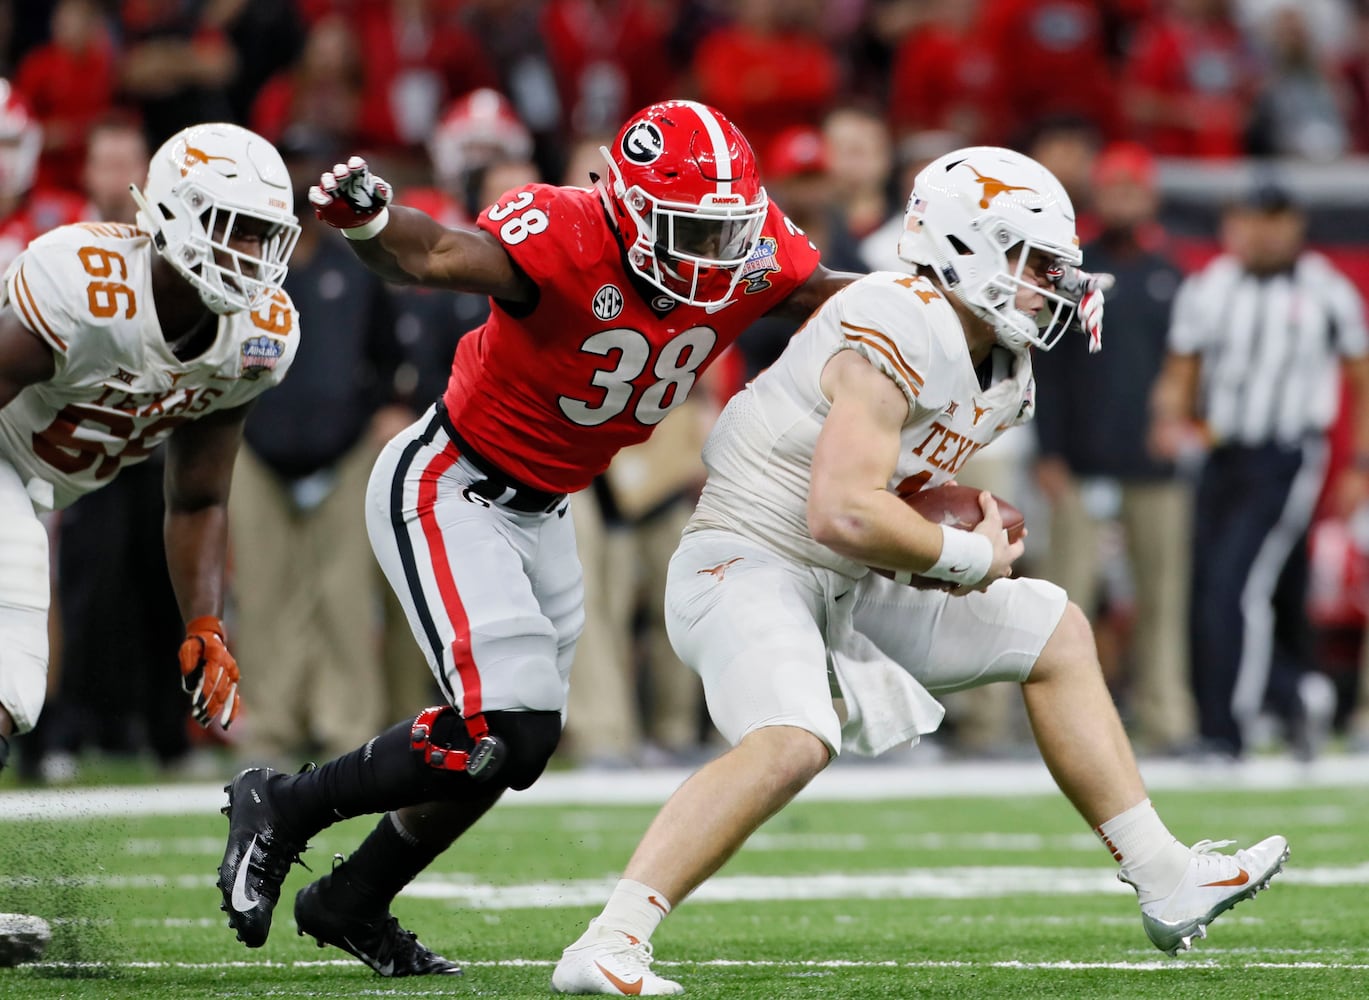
[[923, 525, 994, 586], [342, 206, 390, 241]]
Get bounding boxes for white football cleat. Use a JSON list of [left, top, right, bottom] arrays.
[[1122, 835, 1290, 955], [552, 925, 684, 995]]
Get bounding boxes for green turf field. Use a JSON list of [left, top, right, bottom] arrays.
[[1, 774, 1366, 999]]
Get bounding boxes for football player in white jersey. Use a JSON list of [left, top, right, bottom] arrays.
[[0, 122, 301, 781], [552, 147, 1289, 995]]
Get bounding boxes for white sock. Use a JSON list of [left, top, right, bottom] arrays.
[[1096, 799, 1191, 900], [584, 878, 673, 945]]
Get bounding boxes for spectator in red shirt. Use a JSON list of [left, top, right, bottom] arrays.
[[978, 0, 1122, 142], [1339, 0, 1369, 153], [1122, 0, 1260, 158], [348, 0, 498, 152], [540, 0, 676, 139], [15, 0, 117, 193], [692, 0, 840, 163], [887, 0, 1000, 145]]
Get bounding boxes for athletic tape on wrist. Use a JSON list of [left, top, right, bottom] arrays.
[[342, 206, 390, 241], [924, 525, 994, 586]]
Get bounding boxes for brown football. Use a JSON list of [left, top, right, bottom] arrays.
[[901, 483, 1026, 543]]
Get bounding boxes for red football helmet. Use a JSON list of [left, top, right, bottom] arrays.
[[0, 79, 40, 200], [428, 88, 533, 191], [598, 100, 768, 307]]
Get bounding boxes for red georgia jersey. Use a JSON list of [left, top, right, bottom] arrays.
[[442, 183, 820, 493]]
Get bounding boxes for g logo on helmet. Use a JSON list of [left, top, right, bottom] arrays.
[[622, 122, 664, 165]]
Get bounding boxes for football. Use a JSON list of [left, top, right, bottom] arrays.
[[901, 483, 1026, 543]]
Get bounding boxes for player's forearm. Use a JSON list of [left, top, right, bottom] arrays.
[[808, 489, 944, 572], [345, 204, 451, 285], [164, 504, 229, 622]]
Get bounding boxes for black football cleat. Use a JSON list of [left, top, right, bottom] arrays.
[[295, 870, 462, 977], [217, 767, 310, 948]]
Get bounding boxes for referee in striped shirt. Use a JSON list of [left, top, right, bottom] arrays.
[[1149, 180, 1369, 758]]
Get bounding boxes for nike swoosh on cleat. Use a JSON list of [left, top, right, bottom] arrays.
[[231, 835, 260, 912], [595, 961, 643, 994], [344, 936, 395, 976], [647, 895, 669, 916], [1199, 868, 1250, 888]]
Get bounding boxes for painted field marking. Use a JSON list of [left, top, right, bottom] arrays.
[[1, 864, 1360, 906], [14, 957, 1369, 972], [3, 756, 1366, 821]]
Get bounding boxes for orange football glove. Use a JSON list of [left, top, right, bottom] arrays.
[[179, 616, 240, 729]]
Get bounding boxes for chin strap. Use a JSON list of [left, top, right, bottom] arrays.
[[410, 705, 506, 781]]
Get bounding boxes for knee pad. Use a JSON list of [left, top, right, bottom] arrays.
[[415, 707, 561, 792], [482, 710, 562, 790]]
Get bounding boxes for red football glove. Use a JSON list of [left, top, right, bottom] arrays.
[[1050, 265, 1115, 353], [179, 616, 240, 729], [308, 156, 393, 232]]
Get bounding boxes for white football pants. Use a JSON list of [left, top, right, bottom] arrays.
[[365, 406, 583, 720]]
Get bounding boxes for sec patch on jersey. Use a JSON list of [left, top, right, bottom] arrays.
[[902, 483, 1025, 543]]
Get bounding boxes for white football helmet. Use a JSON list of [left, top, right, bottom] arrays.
[[131, 122, 300, 315], [0, 79, 41, 200], [897, 146, 1083, 351]]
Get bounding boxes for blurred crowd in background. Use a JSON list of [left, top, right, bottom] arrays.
[[4, 0, 1369, 783]]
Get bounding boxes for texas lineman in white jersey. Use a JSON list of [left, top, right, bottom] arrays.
[[0, 122, 300, 780], [553, 148, 1290, 996]]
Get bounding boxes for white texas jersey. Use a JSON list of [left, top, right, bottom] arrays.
[[689, 270, 1035, 576], [0, 222, 299, 510]]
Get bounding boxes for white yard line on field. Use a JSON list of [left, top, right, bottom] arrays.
[[14, 957, 1369, 973], [2, 755, 1366, 821], [1, 864, 1361, 905]]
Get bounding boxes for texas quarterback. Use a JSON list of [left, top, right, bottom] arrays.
[[550, 146, 1288, 994]]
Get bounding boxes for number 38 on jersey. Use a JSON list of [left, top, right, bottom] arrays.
[[557, 325, 717, 427]]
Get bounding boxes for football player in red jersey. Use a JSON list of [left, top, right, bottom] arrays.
[[211, 99, 859, 977]]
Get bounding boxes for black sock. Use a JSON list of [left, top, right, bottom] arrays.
[[273, 716, 475, 838], [323, 812, 448, 914]]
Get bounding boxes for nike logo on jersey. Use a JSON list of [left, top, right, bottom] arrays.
[[231, 835, 260, 911], [344, 935, 395, 976], [703, 298, 736, 314]]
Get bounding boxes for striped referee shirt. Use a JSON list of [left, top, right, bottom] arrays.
[[1169, 251, 1368, 447]]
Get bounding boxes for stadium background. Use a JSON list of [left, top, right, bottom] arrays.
[[1, 2, 1368, 996]]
